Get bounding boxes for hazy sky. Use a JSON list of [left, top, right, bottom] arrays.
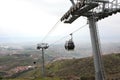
[[0, 0, 120, 44]]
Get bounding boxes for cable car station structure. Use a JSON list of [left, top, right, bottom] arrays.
[[60, 0, 120, 80]]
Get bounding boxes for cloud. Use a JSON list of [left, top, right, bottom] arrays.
[[0, 0, 59, 37], [0, 0, 120, 43], [32, 0, 71, 16]]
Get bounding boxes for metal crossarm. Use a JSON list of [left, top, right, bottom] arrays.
[[61, 0, 120, 23], [61, 2, 84, 21], [61, 2, 99, 23], [64, 2, 98, 23], [96, 9, 120, 21]]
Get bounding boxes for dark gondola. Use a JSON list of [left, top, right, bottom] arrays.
[[65, 34, 75, 51]]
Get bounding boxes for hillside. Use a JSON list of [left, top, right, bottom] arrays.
[[0, 51, 54, 79], [46, 53, 120, 80], [7, 53, 120, 80]]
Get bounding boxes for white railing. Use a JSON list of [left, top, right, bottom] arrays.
[[93, 0, 120, 13]]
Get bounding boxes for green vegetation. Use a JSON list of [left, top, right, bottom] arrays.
[[0, 49, 54, 79], [7, 77, 61, 80], [45, 53, 120, 79], [1, 53, 120, 80]]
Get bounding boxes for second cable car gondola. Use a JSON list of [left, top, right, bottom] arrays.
[[65, 34, 75, 51]]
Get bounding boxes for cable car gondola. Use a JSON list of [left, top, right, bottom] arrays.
[[65, 34, 75, 51]]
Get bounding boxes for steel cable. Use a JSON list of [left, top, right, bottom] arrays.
[[41, 20, 61, 43], [49, 23, 88, 46]]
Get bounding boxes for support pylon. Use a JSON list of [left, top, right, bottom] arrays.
[[88, 15, 105, 80], [37, 43, 49, 78]]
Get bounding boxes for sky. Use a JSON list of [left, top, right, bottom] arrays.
[[0, 0, 120, 44]]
